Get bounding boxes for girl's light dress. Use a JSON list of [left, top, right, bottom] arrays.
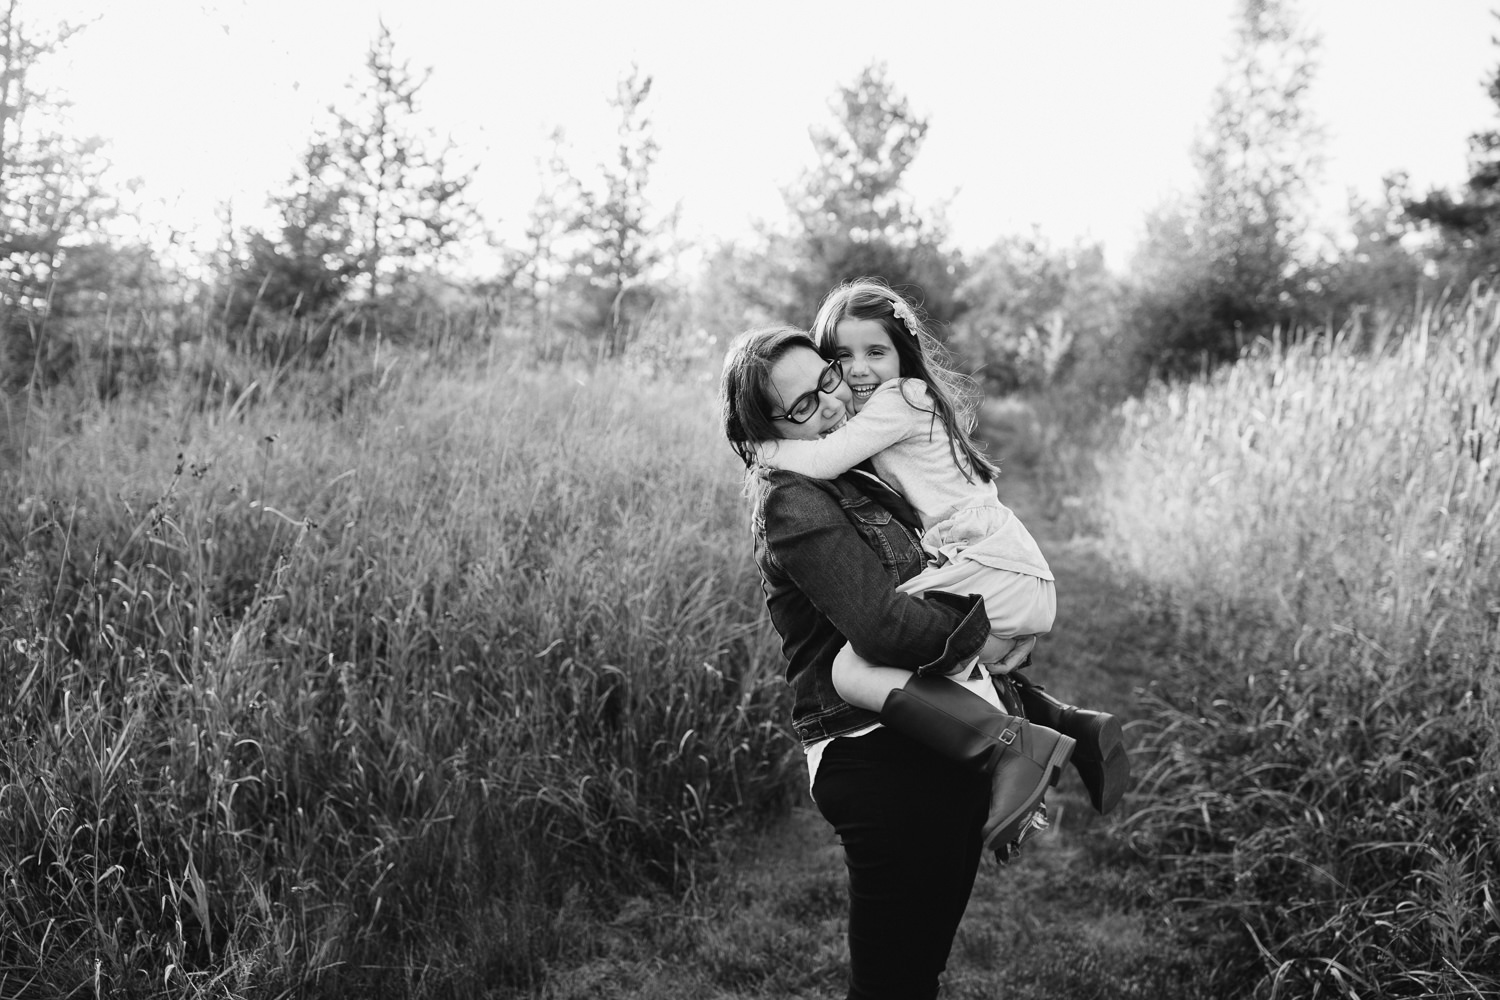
[[762, 379, 1055, 639]]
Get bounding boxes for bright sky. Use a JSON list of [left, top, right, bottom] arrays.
[[45, 0, 1499, 272]]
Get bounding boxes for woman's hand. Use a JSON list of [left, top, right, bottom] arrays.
[[979, 635, 1036, 675]]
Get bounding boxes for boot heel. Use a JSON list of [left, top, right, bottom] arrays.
[[1078, 738, 1130, 814], [1073, 714, 1128, 814], [981, 730, 1074, 851], [1044, 733, 1075, 787], [1074, 713, 1125, 764]]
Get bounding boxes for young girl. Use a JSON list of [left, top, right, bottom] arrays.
[[757, 279, 1128, 819]]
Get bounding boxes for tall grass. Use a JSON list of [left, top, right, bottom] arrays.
[[1097, 287, 1500, 996], [0, 345, 795, 997]]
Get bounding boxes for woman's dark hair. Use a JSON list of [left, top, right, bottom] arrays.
[[719, 325, 821, 468], [811, 278, 997, 484]]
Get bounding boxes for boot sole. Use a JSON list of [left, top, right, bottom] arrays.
[[1083, 744, 1130, 815], [982, 734, 1075, 850], [1074, 710, 1128, 815], [1071, 714, 1130, 815]]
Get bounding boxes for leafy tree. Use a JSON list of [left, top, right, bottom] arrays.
[[1406, 25, 1500, 283], [1311, 173, 1429, 330], [686, 240, 775, 344], [1126, 0, 1322, 379], [777, 63, 961, 327], [229, 21, 479, 327], [949, 234, 1118, 395]]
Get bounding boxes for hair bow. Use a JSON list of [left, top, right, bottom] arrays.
[[889, 297, 916, 333]]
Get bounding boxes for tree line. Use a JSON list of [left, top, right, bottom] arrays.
[[4, 0, 1500, 404]]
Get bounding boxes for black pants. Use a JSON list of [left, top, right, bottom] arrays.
[[812, 726, 989, 1000]]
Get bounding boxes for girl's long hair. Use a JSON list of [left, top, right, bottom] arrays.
[[718, 325, 821, 469], [811, 278, 997, 484]]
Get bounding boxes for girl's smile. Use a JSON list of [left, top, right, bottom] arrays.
[[831, 317, 903, 411]]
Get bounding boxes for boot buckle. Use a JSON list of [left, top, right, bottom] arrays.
[[999, 728, 1016, 745]]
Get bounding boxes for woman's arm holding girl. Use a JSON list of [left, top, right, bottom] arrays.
[[762, 473, 990, 674]]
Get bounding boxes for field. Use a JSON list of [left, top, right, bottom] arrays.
[[1, 346, 793, 995], [2, 290, 1498, 998], [1093, 290, 1500, 997]]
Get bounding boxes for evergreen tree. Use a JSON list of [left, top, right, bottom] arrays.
[[226, 140, 357, 325], [571, 66, 668, 356], [330, 22, 479, 300], [230, 22, 479, 325], [780, 63, 960, 327], [0, 0, 124, 389], [0, 0, 111, 318], [1125, 0, 1322, 379], [1195, 0, 1320, 326], [1406, 25, 1500, 282], [492, 128, 587, 358]]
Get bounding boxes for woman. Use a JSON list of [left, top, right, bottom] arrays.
[[718, 326, 1068, 1000]]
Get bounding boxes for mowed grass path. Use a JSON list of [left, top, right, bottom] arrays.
[[540, 476, 1231, 1000]]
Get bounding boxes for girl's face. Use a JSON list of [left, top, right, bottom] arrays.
[[767, 346, 852, 441], [831, 318, 901, 412]]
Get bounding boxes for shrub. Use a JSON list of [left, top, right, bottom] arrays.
[[0, 350, 795, 996], [1099, 287, 1500, 996]]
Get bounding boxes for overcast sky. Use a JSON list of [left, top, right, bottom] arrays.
[[47, 0, 1500, 269]]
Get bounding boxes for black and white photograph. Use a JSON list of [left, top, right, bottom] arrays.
[[2, 2, 1497, 997]]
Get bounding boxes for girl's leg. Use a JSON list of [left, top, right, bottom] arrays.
[[878, 674, 1073, 852], [1011, 671, 1131, 814], [831, 643, 924, 713], [957, 573, 1129, 814], [830, 640, 1074, 853], [832, 637, 1022, 712]]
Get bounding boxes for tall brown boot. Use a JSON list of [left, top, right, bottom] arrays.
[[1011, 671, 1129, 815], [880, 675, 1075, 850]]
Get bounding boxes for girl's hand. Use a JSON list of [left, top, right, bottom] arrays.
[[982, 635, 1036, 675], [977, 634, 1015, 664]]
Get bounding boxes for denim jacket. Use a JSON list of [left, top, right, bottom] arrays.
[[751, 467, 991, 747]]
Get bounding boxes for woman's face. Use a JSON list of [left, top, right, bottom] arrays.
[[831, 318, 901, 412], [767, 346, 852, 440]]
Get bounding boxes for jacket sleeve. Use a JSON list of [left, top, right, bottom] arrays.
[[762, 474, 989, 675], [758, 383, 915, 478]]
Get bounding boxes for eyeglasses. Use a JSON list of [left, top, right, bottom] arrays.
[[773, 359, 844, 424]]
